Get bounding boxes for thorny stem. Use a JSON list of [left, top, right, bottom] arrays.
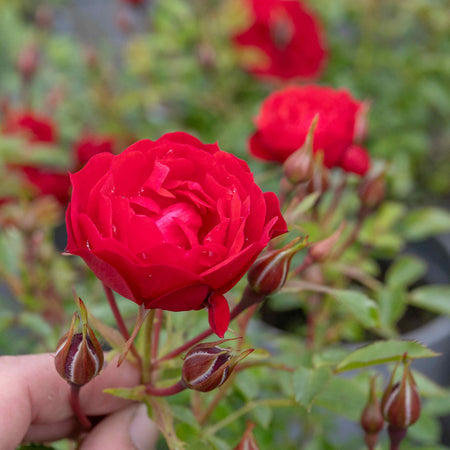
[[102, 283, 141, 365], [142, 309, 156, 384], [205, 398, 295, 436], [155, 286, 265, 365], [145, 380, 186, 397], [69, 384, 91, 430]]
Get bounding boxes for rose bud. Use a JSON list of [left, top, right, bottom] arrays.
[[283, 116, 317, 185], [247, 236, 307, 295], [358, 171, 386, 209], [181, 340, 252, 392], [309, 223, 345, 263], [381, 357, 421, 430], [360, 376, 384, 450], [235, 422, 259, 450], [55, 299, 104, 386], [17, 44, 39, 83]]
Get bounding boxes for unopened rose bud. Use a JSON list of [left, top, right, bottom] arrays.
[[248, 237, 307, 295], [381, 357, 421, 430], [309, 223, 345, 263], [358, 171, 386, 209], [235, 422, 259, 450], [283, 116, 317, 185], [55, 299, 104, 386], [360, 376, 384, 450], [17, 44, 39, 83], [181, 340, 252, 392]]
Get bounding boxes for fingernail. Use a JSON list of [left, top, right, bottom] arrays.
[[129, 404, 159, 450]]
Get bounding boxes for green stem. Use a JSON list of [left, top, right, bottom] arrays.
[[151, 309, 164, 362], [204, 398, 295, 436], [145, 380, 186, 397], [142, 309, 156, 384]]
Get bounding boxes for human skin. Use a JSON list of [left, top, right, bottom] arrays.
[[0, 353, 158, 449]]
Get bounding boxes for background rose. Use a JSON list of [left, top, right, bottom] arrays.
[[66, 132, 287, 336], [234, 0, 327, 80], [249, 85, 371, 175], [73, 134, 115, 169]]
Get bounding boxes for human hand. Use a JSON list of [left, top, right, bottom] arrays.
[[0, 353, 158, 449]]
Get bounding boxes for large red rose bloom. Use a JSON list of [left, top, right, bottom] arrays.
[[234, 0, 327, 80], [66, 132, 287, 337], [249, 85, 371, 175]]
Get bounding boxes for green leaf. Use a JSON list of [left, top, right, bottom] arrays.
[[408, 413, 441, 444], [377, 286, 406, 329], [315, 376, 368, 421], [291, 192, 320, 216], [386, 255, 427, 288], [401, 208, 450, 241], [336, 340, 439, 372], [331, 290, 380, 329], [103, 385, 146, 401], [251, 404, 272, 428], [411, 370, 448, 398], [293, 366, 332, 411], [410, 285, 450, 315]]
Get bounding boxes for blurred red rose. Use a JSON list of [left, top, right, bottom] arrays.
[[66, 132, 287, 337], [234, 0, 326, 81], [249, 85, 371, 175], [2, 110, 71, 203], [121, 0, 145, 5], [73, 134, 115, 168]]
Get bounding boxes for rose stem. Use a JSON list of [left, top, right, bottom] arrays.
[[321, 174, 347, 227], [332, 206, 369, 260], [141, 309, 156, 384], [145, 380, 186, 397], [155, 286, 265, 364], [151, 309, 164, 363], [102, 283, 141, 364], [69, 384, 91, 430]]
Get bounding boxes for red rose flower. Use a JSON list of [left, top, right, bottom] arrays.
[[249, 85, 371, 175], [2, 110, 72, 203], [234, 0, 326, 80], [2, 110, 56, 143], [73, 134, 115, 168], [65, 132, 287, 337]]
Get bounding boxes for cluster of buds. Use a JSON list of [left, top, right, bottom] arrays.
[[360, 355, 421, 450], [181, 339, 252, 392], [54, 298, 104, 387], [247, 236, 307, 295]]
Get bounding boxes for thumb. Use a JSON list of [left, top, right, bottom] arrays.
[[80, 404, 159, 450]]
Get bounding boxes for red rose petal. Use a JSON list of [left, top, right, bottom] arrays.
[[207, 293, 230, 338]]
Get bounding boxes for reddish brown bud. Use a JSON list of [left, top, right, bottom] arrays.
[[358, 171, 386, 209], [361, 376, 384, 449], [54, 299, 104, 386], [309, 223, 345, 263], [283, 116, 317, 185], [17, 44, 39, 83], [235, 422, 259, 450], [247, 237, 307, 295], [181, 340, 252, 392], [381, 357, 421, 430]]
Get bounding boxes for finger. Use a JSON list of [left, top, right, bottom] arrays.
[[0, 353, 139, 448], [80, 404, 159, 450]]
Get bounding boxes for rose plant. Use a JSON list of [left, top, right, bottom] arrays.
[[0, 1, 449, 450]]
